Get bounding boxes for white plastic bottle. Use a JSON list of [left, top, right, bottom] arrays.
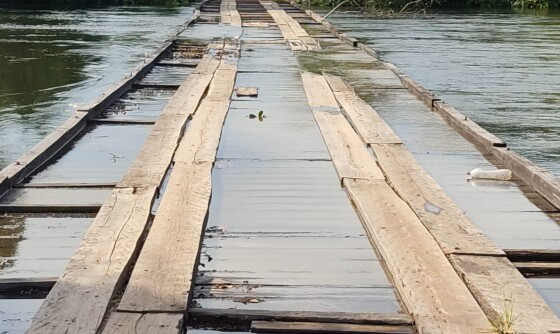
[[468, 168, 512, 181]]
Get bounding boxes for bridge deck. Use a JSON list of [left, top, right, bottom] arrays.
[[1, 1, 560, 333]]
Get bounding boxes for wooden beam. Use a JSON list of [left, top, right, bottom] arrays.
[[301, 72, 384, 182], [16, 182, 117, 188], [89, 118, 157, 125], [505, 249, 560, 262], [344, 179, 490, 333], [450, 255, 560, 332], [188, 308, 413, 326], [102, 312, 183, 334], [0, 204, 101, 214], [514, 261, 560, 276], [250, 321, 414, 334], [0, 277, 57, 298], [114, 43, 238, 315]]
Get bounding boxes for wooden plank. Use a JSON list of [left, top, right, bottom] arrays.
[[17, 182, 117, 188], [116, 43, 238, 313], [505, 249, 560, 262], [117, 161, 212, 312], [514, 261, 560, 276], [344, 178, 491, 334], [0, 204, 100, 213], [433, 101, 506, 148], [450, 255, 560, 333], [236, 86, 258, 97], [301, 72, 384, 181], [189, 308, 413, 326], [324, 75, 402, 145], [89, 118, 157, 125], [0, 277, 57, 292], [102, 312, 183, 334], [27, 186, 156, 334], [251, 321, 413, 334]]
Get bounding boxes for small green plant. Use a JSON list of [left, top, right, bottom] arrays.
[[488, 291, 519, 334], [247, 110, 266, 122]]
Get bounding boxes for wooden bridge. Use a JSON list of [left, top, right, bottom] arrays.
[[1, 0, 560, 333]]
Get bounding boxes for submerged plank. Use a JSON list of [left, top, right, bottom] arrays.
[[344, 179, 490, 334], [189, 308, 413, 326], [450, 255, 560, 333], [301, 72, 384, 181], [102, 312, 183, 334], [27, 186, 156, 334], [250, 321, 413, 334]]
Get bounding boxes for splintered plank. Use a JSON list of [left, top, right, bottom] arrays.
[[116, 44, 238, 314], [301, 72, 384, 181], [116, 161, 212, 312], [27, 186, 156, 334], [450, 255, 560, 333], [103, 312, 183, 334], [118, 53, 220, 188], [250, 321, 414, 334], [324, 75, 401, 145], [343, 179, 491, 334]]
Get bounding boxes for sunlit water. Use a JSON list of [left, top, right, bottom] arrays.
[[324, 10, 560, 175], [0, 6, 193, 168]]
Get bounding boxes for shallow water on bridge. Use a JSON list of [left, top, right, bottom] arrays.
[[324, 9, 560, 175], [0, 5, 193, 168]]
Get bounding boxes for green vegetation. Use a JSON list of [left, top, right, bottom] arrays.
[[0, 0, 189, 7], [298, 0, 560, 10]]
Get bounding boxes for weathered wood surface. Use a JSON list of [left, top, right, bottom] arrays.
[[26, 44, 223, 334], [301, 72, 384, 181], [27, 186, 156, 334], [450, 255, 560, 333], [102, 312, 183, 334], [324, 75, 401, 145], [188, 309, 413, 326], [251, 321, 414, 334], [220, 0, 241, 26], [344, 179, 491, 333], [117, 48, 238, 312], [236, 86, 258, 97]]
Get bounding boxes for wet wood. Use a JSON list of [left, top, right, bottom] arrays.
[[189, 308, 413, 326], [344, 178, 491, 334], [117, 44, 238, 313], [236, 86, 258, 97], [0, 203, 101, 213], [301, 72, 385, 181], [514, 261, 560, 276], [433, 101, 506, 148], [251, 321, 414, 334], [450, 255, 560, 333], [324, 75, 402, 145], [505, 249, 560, 262], [400, 76, 440, 107], [27, 186, 156, 334], [0, 277, 57, 292], [90, 118, 157, 125], [102, 312, 183, 334]]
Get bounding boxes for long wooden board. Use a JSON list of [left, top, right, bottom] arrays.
[[26, 44, 222, 334], [450, 255, 560, 333], [117, 50, 238, 313], [251, 321, 414, 334], [301, 72, 384, 181], [102, 312, 183, 334], [344, 179, 491, 333]]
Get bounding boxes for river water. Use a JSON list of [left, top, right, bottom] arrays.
[[324, 9, 560, 175], [0, 5, 194, 169]]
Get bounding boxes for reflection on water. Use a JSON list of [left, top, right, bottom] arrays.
[[0, 6, 193, 168], [324, 9, 560, 175]]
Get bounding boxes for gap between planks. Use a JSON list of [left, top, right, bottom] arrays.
[[26, 42, 226, 334]]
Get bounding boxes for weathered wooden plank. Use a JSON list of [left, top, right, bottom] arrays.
[[102, 312, 183, 334], [505, 249, 560, 262], [324, 75, 402, 145], [433, 101, 506, 148], [450, 255, 560, 333], [344, 178, 491, 334], [188, 308, 413, 326], [27, 186, 156, 334], [0, 204, 100, 213], [514, 261, 560, 276], [301, 72, 384, 181], [251, 321, 414, 334], [236, 86, 258, 97], [117, 161, 212, 312]]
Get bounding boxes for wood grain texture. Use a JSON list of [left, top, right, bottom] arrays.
[[301, 72, 384, 181], [450, 255, 560, 333], [251, 321, 413, 334], [344, 178, 490, 334], [27, 186, 156, 334], [324, 75, 402, 145], [102, 312, 183, 334]]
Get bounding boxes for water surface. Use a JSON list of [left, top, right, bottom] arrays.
[[324, 9, 560, 175], [0, 6, 193, 168]]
